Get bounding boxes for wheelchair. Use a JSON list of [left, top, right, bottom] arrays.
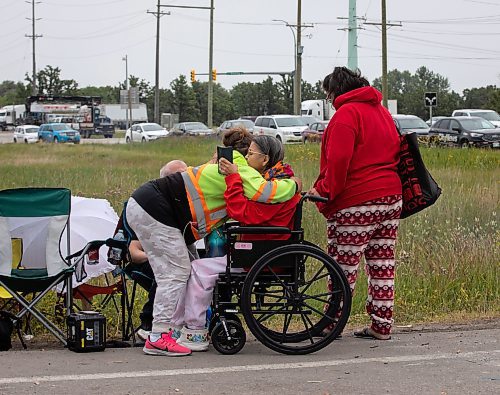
[[208, 194, 352, 355]]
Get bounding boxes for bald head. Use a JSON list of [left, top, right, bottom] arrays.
[[160, 160, 188, 177]]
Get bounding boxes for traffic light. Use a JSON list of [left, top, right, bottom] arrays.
[[190, 69, 196, 83], [212, 69, 217, 81]]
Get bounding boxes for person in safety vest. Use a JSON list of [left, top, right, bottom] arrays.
[[125, 127, 300, 357], [172, 135, 301, 351]]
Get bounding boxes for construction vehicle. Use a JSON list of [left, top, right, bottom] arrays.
[[26, 95, 114, 138]]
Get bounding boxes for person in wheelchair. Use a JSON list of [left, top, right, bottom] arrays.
[[126, 129, 300, 357], [172, 136, 301, 351]]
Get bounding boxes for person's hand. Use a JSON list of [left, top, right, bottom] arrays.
[[307, 187, 320, 197], [207, 151, 218, 164], [291, 176, 302, 192], [218, 157, 238, 175]]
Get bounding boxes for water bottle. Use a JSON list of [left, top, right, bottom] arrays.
[[109, 229, 126, 265], [206, 229, 226, 258]]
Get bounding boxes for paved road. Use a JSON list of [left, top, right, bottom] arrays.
[[0, 327, 498, 394], [0, 131, 124, 145]]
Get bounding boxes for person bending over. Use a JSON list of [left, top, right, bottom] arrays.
[[123, 160, 188, 341], [126, 128, 300, 357]]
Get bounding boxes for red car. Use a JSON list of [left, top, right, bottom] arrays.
[[301, 121, 328, 143]]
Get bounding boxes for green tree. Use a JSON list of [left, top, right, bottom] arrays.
[[25, 65, 78, 95], [171, 75, 200, 122], [0, 81, 29, 107], [373, 66, 462, 118], [77, 86, 120, 103], [192, 81, 234, 125], [462, 85, 500, 112]]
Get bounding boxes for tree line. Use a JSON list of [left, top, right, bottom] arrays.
[[0, 65, 498, 124]]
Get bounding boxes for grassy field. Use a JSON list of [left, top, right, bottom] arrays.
[[0, 138, 498, 334]]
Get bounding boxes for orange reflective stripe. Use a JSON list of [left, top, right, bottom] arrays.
[[267, 182, 278, 203], [251, 182, 266, 202]]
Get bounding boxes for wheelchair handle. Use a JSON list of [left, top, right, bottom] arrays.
[[226, 226, 291, 235], [301, 193, 328, 203]]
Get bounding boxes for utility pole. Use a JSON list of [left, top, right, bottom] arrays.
[[207, 0, 214, 127], [381, 0, 388, 108], [25, 0, 42, 95], [363, 2, 401, 109], [294, 0, 302, 115], [160, 3, 214, 125], [347, 0, 358, 71], [147, 2, 170, 124]]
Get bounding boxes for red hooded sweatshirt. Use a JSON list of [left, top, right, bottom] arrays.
[[314, 86, 401, 217]]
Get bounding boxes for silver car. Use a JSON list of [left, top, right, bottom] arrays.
[[171, 122, 216, 137]]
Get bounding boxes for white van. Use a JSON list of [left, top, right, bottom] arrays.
[[253, 115, 308, 144], [451, 109, 500, 127]]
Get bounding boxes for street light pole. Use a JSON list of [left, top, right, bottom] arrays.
[[122, 55, 129, 132], [273, 19, 297, 113]]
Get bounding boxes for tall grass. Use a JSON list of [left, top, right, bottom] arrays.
[[1, 139, 498, 329]]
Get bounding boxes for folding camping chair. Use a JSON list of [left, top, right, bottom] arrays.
[[0, 187, 74, 346]]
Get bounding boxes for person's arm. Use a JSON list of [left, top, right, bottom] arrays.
[[223, 173, 295, 223], [314, 121, 356, 201], [129, 240, 148, 264], [218, 157, 298, 203]]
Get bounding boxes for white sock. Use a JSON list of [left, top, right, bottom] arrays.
[[149, 333, 161, 342]]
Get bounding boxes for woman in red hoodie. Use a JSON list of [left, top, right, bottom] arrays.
[[309, 67, 402, 340]]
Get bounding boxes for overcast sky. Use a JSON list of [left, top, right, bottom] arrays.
[[1, 0, 499, 95]]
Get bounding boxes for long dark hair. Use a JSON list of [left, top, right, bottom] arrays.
[[323, 67, 370, 100]]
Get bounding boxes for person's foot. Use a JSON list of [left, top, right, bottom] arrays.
[[353, 327, 391, 340], [176, 326, 209, 352], [136, 322, 152, 342], [143, 332, 192, 356]]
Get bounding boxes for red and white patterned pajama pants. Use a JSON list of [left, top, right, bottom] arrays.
[[326, 195, 402, 336]]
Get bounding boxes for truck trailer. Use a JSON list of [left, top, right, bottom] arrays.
[[0, 104, 27, 130]]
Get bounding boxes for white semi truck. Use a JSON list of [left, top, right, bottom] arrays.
[[0, 104, 26, 130], [301, 100, 335, 121]]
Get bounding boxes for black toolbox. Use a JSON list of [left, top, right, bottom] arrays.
[[67, 311, 106, 352]]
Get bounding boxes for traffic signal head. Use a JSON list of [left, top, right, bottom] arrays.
[[190, 69, 196, 83], [212, 69, 216, 81]]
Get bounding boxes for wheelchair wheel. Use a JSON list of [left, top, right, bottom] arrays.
[[208, 312, 242, 334], [211, 319, 246, 355], [241, 244, 351, 355]]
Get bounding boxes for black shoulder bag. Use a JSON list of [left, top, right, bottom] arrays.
[[398, 132, 442, 219]]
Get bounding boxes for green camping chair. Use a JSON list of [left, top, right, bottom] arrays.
[[0, 187, 74, 346]]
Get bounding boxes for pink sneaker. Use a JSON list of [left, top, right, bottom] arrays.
[[143, 332, 192, 356]]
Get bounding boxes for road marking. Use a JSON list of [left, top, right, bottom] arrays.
[[0, 350, 498, 385]]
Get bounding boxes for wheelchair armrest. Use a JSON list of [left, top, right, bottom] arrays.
[[226, 226, 291, 235]]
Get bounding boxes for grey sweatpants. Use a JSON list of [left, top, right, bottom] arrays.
[[126, 197, 197, 333]]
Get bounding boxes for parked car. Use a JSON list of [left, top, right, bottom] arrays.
[[170, 122, 215, 137], [451, 109, 500, 127], [426, 116, 446, 126], [38, 123, 80, 144], [217, 119, 255, 136], [13, 125, 39, 143], [301, 121, 328, 143], [429, 116, 499, 148], [253, 115, 308, 144], [125, 122, 169, 143], [300, 115, 320, 127], [392, 115, 430, 136]]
